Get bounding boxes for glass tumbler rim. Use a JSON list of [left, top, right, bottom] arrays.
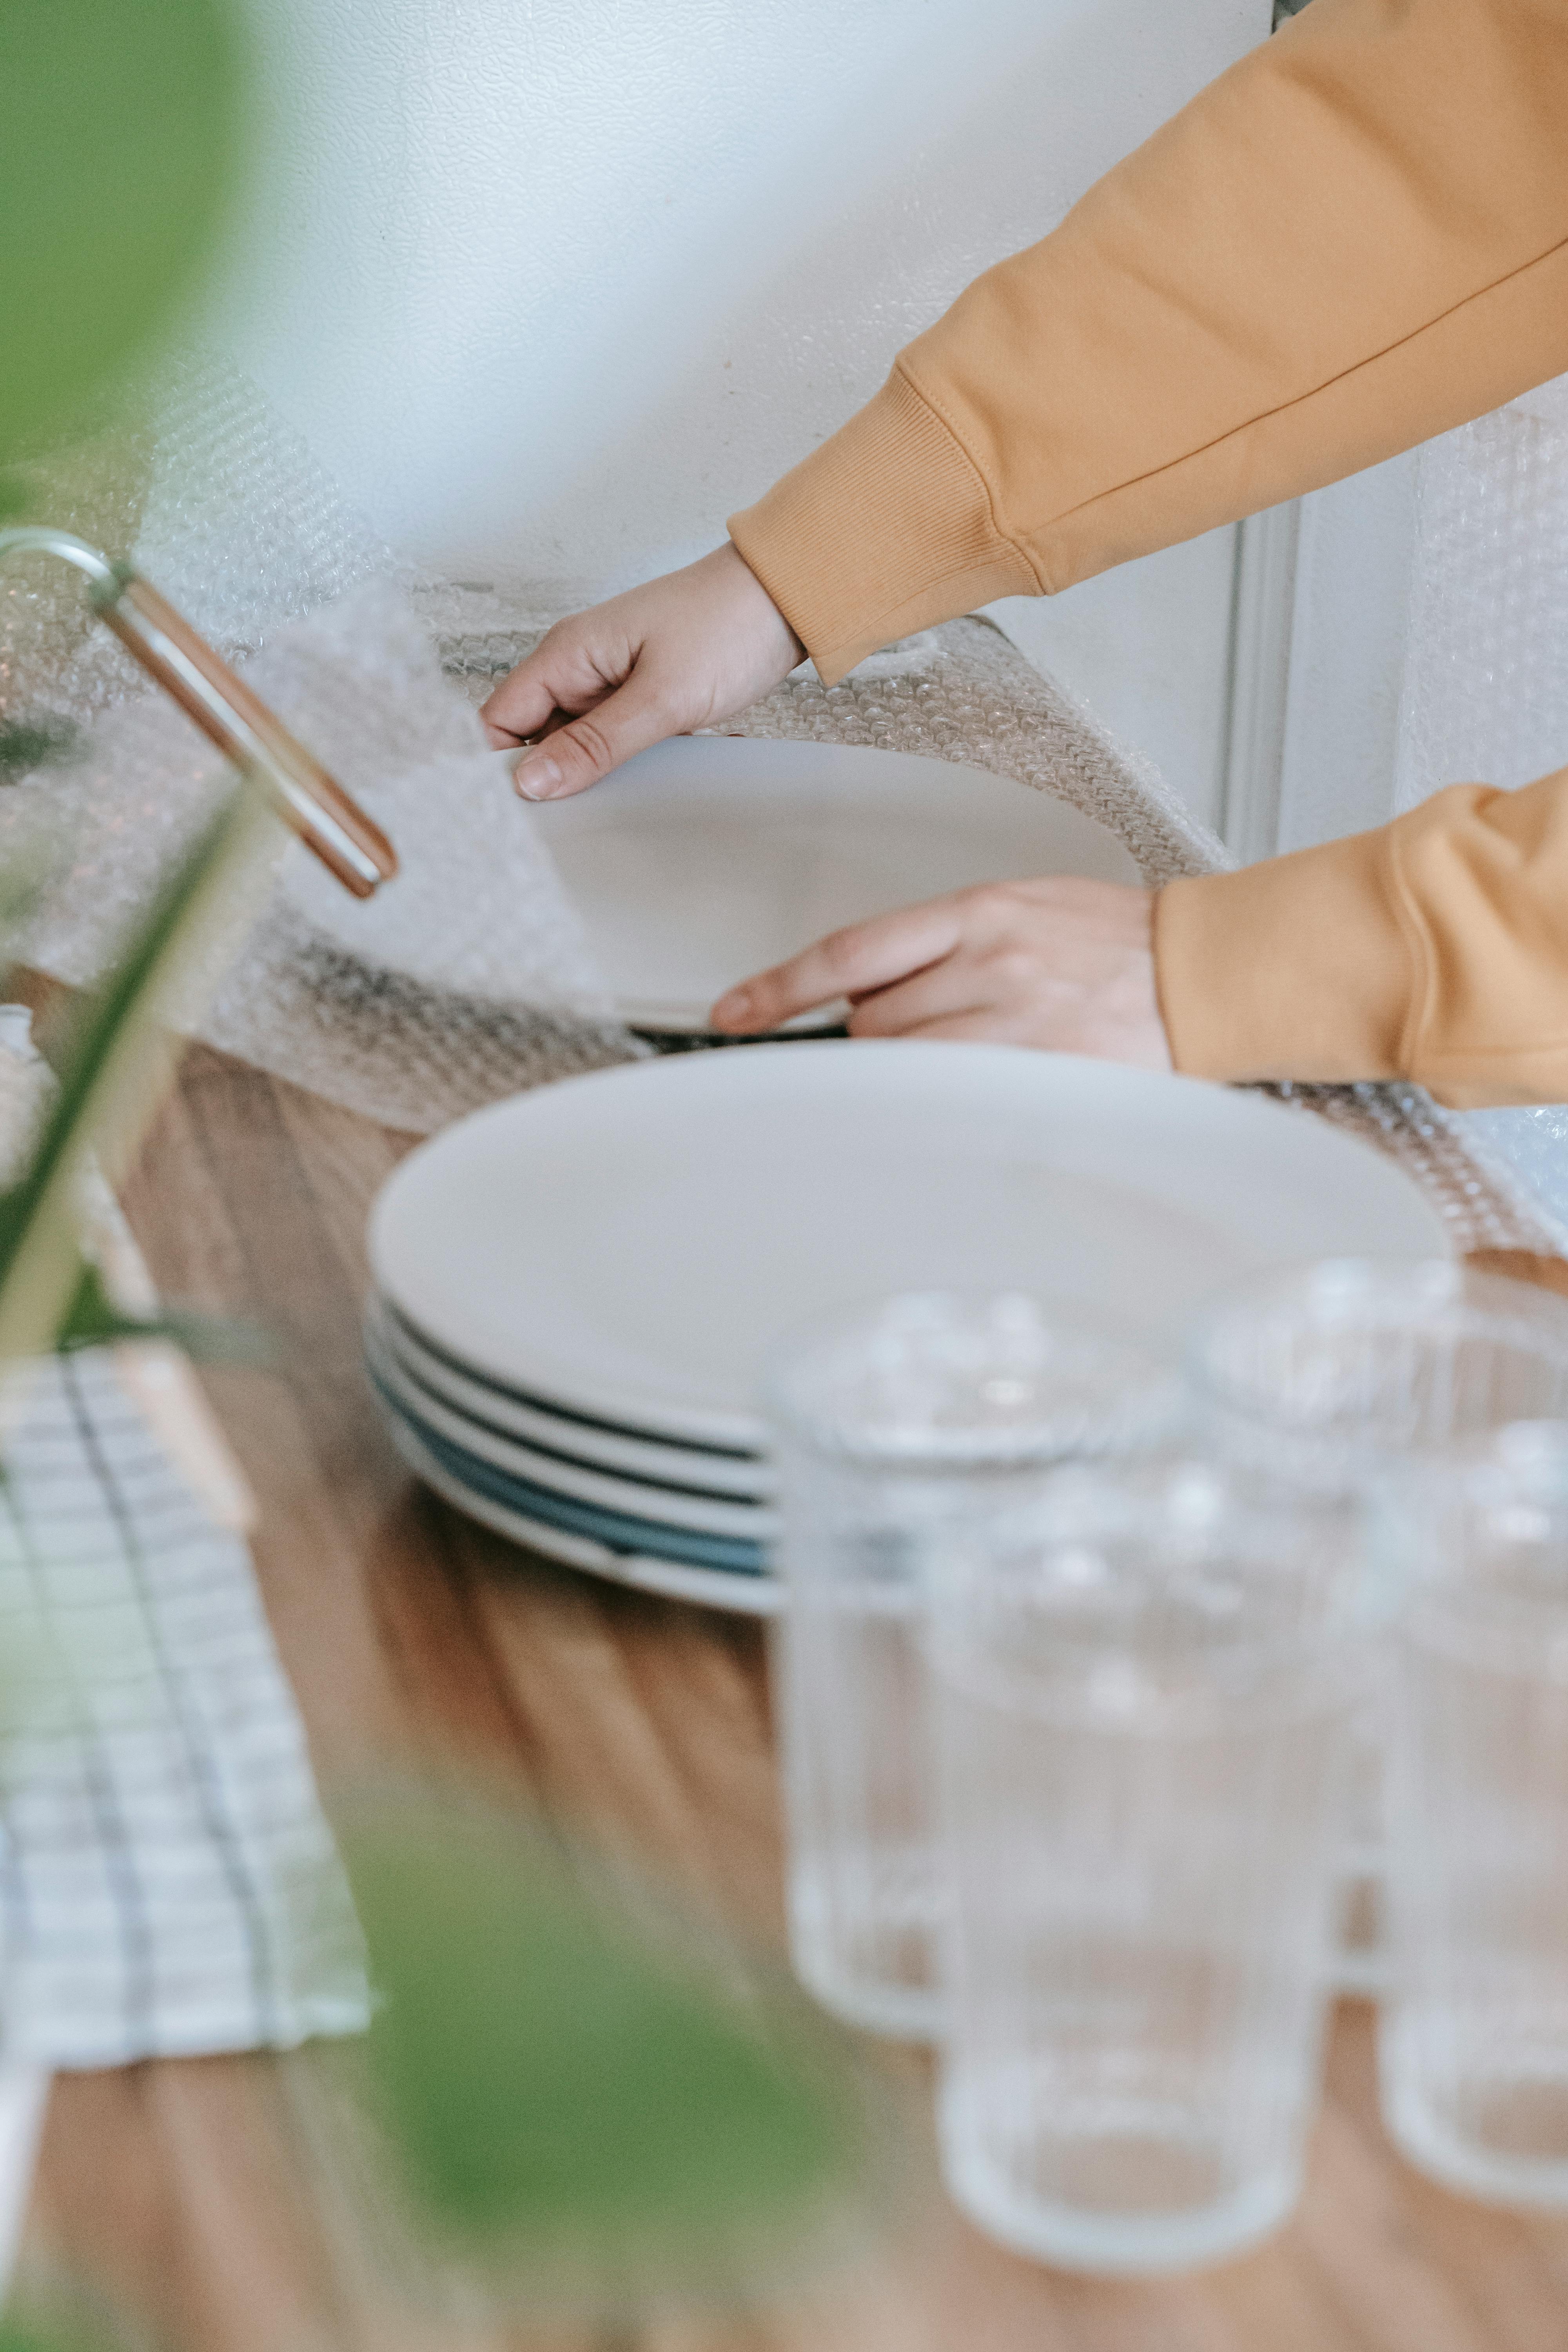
[[1184, 1256, 1568, 1441], [763, 1288, 1177, 1472], [1381, 1417, 1568, 1662], [924, 1450, 1370, 1731]]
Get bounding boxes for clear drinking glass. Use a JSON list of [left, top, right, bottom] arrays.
[[929, 1455, 1365, 2274], [1187, 1260, 1568, 1993], [765, 1294, 1171, 2043], [1378, 1422, 1568, 2209], [1187, 1261, 1568, 1476]]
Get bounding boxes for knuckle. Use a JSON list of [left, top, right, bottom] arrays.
[[561, 711, 615, 773], [989, 944, 1039, 989], [818, 930, 865, 984], [960, 882, 1011, 925]]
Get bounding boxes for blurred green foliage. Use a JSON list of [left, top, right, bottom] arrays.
[[54, 1256, 272, 1364], [0, 0, 241, 463], [0, 2, 877, 2315], [0, 721, 78, 783], [0, 793, 272, 1365], [346, 1804, 866, 2273], [0, 2325, 107, 2352]]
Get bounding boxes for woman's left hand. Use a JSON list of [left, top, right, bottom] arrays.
[[709, 877, 1172, 1067]]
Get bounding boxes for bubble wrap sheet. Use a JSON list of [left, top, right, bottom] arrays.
[[436, 596, 1560, 1258], [0, 366, 636, 1131], [1396, 373, 1568, 1238], [0, 363, 1558, 1255]]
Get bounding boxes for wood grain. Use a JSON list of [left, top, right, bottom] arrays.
[[18, 1043, 1568, 2349]]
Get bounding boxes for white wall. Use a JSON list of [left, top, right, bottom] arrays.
[[215, 0, 1269, 818]]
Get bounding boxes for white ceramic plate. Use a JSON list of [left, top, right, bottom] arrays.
[[373, 1298, 771, 1495], [383, 1410, 779, 1616], [526, 736, 1142, 1033], [370, 1040, 1450, 1454], [367, 1315, 775, 1541]]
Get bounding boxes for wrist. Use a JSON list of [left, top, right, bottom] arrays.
[[719, 538, 805, 670]]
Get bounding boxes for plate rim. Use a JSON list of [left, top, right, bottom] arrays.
[[367, 1319, 775, 1539], [374, 1299, 771, 1493], [382, 1401, 779, 1616], [376, 1295, 766, 1470], [371, 1040, 1452, 1452], [374, 1374, 768, 1571]]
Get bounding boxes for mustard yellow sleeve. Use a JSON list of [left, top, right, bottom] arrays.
[[729, 0, 1568, 686], [1154, 768, 1568, 1108]]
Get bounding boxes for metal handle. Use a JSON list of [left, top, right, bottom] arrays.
[[0, 527, 397, 898]]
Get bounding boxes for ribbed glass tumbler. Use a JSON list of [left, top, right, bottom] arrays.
[[765, 1293, 1169, 2043], [1187, 1259, 1568, 1993], [1379, 1423, 1568, 2209], [1188, 1261, 1568, 1477], [928, 1456, 1365, 2275]]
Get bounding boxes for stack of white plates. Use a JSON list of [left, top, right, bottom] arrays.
[[366, 1043, 1446, 1613]]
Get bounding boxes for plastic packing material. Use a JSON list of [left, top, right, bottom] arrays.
[[0, 363, 638, 1132], [0, 354, 1560, 1255], [0, 578, 636, 1133], [1395, 372, 1568, 1238], [1, 358, 391, 729], [436, 594, 1563, 1254], [432, 592, 1226, 890]]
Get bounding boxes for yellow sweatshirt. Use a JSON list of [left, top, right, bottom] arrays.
[[728, 0, 1568, 1109]]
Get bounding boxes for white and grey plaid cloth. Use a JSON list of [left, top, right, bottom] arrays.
[[0, 1347, 366, 2067]]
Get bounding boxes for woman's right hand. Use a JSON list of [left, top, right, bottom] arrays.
[[481, 542, 805, 801]]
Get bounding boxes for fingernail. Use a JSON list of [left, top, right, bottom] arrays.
[[712, 987, 753, 1026], [513, 753, 562, 800]]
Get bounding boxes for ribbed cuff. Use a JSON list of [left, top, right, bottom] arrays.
[[728, 366, 1038, 686], [1154, 828, 1416, 1085]]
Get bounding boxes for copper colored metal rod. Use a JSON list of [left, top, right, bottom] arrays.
[[0, 528, 397, 898]]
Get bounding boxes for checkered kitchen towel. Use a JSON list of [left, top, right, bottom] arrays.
[[0, 1344, 366, 2066]]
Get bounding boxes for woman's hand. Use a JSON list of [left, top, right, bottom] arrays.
[[481, 543, 804, 800], [710, 876, 1172, 1067]]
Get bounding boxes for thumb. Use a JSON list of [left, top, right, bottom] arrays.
[[512, 671, 681, 801]]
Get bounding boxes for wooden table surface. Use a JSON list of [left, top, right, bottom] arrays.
[[17, 1040, 1568, 2352]]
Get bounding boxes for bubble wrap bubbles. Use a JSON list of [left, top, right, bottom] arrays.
[[0, 359, 641, 1129], [0, 576, 637, 1132], [0, 355, 1559, 1250], [130, 358, 392, 660], [1396, 373, 1568, 1235], [1397, 374, 1568, 811], [2, 359, 393, 733], [434, 596, 1225, 891], [428, 593, 1563, 1249], [0, 408, 155, 732]]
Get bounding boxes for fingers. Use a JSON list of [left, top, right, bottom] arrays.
[[845, 956, 991, 1037], [708, 877, 1167, 1065], [479, 544, 804, 796], [481, 637, 599, 748], [483, 703, 580, 752], [510, 672, 679, 801], [876, 1009, 1021, 1043], [710, 898, 964, 1032]]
